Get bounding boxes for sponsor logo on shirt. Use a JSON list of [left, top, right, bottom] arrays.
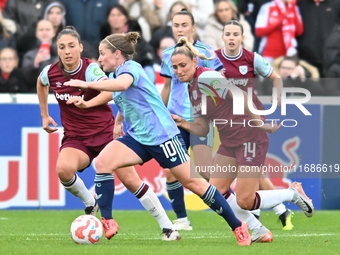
[[55, 92, 84, 101], [226, 78, 249, 86], [93, 67, 104, 76]]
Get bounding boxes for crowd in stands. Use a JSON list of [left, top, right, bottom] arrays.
[[0, 0, 339, 95]]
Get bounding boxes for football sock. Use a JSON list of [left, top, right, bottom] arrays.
[[223, 191, 262, 230], [61, 174, 94, 207], [251, 209, 261, 218], [273, 203, 287, 216], [94, 173, 115, 220], [201, 184, 241, 231], [135, 182, 173, 230], [166, 180, 187, 219], [253, 190, 295, 210]]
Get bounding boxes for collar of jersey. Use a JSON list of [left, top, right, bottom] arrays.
[[222, 47, 243, 61], [64, 59, 83, 75]]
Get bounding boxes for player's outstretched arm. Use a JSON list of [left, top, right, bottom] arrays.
[[171, 114, 210, 137], [66, 91, 113, 108], [64, 74, 134, 92], [37, 76, 58, 133]]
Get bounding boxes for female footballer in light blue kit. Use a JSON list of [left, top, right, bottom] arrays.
[[160, 8, 223, 229], [65, 32, 252, 246]]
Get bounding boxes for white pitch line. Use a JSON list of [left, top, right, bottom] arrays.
[[0, 217, 8, 220]]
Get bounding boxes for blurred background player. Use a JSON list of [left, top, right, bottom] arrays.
[[215, 20, 294, 230], [65, 31, 252, 246], [160, 8, 222, 230], [37, 26, 181, 241]]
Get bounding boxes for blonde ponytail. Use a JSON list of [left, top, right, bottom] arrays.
[[174, 37, 215, 60]]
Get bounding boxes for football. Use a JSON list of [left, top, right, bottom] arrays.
[[70, 215, 103, 244]]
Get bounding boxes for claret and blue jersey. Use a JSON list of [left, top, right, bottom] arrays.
[[161, 40, 223, 121]]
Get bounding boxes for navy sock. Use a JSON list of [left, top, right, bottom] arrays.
[[95, 173, 115, 220], [201, 184, 241, 230], [166, 180, 187, 218]]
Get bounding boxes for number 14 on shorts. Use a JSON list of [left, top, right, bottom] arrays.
[[243, 142, 256, 159]]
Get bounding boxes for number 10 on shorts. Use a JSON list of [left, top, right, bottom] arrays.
[[160, 141, 177, 158]]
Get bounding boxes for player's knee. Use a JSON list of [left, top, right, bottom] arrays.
[[236, 197, 254, 210], [95, 155, 116, 173], [56, 164, 75, 181]]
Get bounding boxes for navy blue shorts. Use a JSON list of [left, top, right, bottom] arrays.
[[116, 133, 188, 169], [179, 122, 214, 150]]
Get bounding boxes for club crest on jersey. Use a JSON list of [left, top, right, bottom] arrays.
[[239, 65, 248, 75], [56, 82, 62, 87], [193, 90, 198, 100]]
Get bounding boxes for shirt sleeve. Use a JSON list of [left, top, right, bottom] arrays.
[[118, 63, 139, 87], [254, 53, 273, 78], [40, 64, 51, 86], [160, 51, 172, 78], [85, 63, 108, 82]]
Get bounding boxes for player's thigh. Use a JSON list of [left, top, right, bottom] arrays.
[[192, 144, 213, 166], [115, 166, 142, 193], [209, 153, 238, 194], [57, 147, 90, 177], [95, 140, 143, 173]]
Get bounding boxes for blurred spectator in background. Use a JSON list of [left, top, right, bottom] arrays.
[[0, 1, 7, 10], [261, 56, 323, 96], [323, 21, 340, 77], [297, 0, 340, 77], [60, 0, 118, 44], [153, 36, 176, 93], [149, 1, 186, 55], [99, 4, 156, 82], [0, 47, 27, 93], [122, 0, 162, 41], [14, 1, 66, 63], [2, 0, 50, 36], [160, 0, 214, 39], [42, 1, 66, 36], [255, 0, 303, 64], [237, 0, 271, 52], [203, 0, 254, 51], [0, 8, 16, 50], [325, 47, 340, 95], [22, 19, 58, 92]]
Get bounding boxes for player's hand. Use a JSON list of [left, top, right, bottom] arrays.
[[113, 122, 125, 139], [64, 79, 89, 90], [171, 114, 184, 127], [258, 120, 282, 134], [66, 96, 88, 108], [42, 116, 58, 133]]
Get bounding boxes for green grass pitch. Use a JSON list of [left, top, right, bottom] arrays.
[[0, 210, 339, 255]]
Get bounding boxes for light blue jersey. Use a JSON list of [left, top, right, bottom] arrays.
[[161, 40, 223, 121], [110, 60, 180, 146]]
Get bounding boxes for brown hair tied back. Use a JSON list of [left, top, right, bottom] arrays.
[[102, 32, 140, 60]]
